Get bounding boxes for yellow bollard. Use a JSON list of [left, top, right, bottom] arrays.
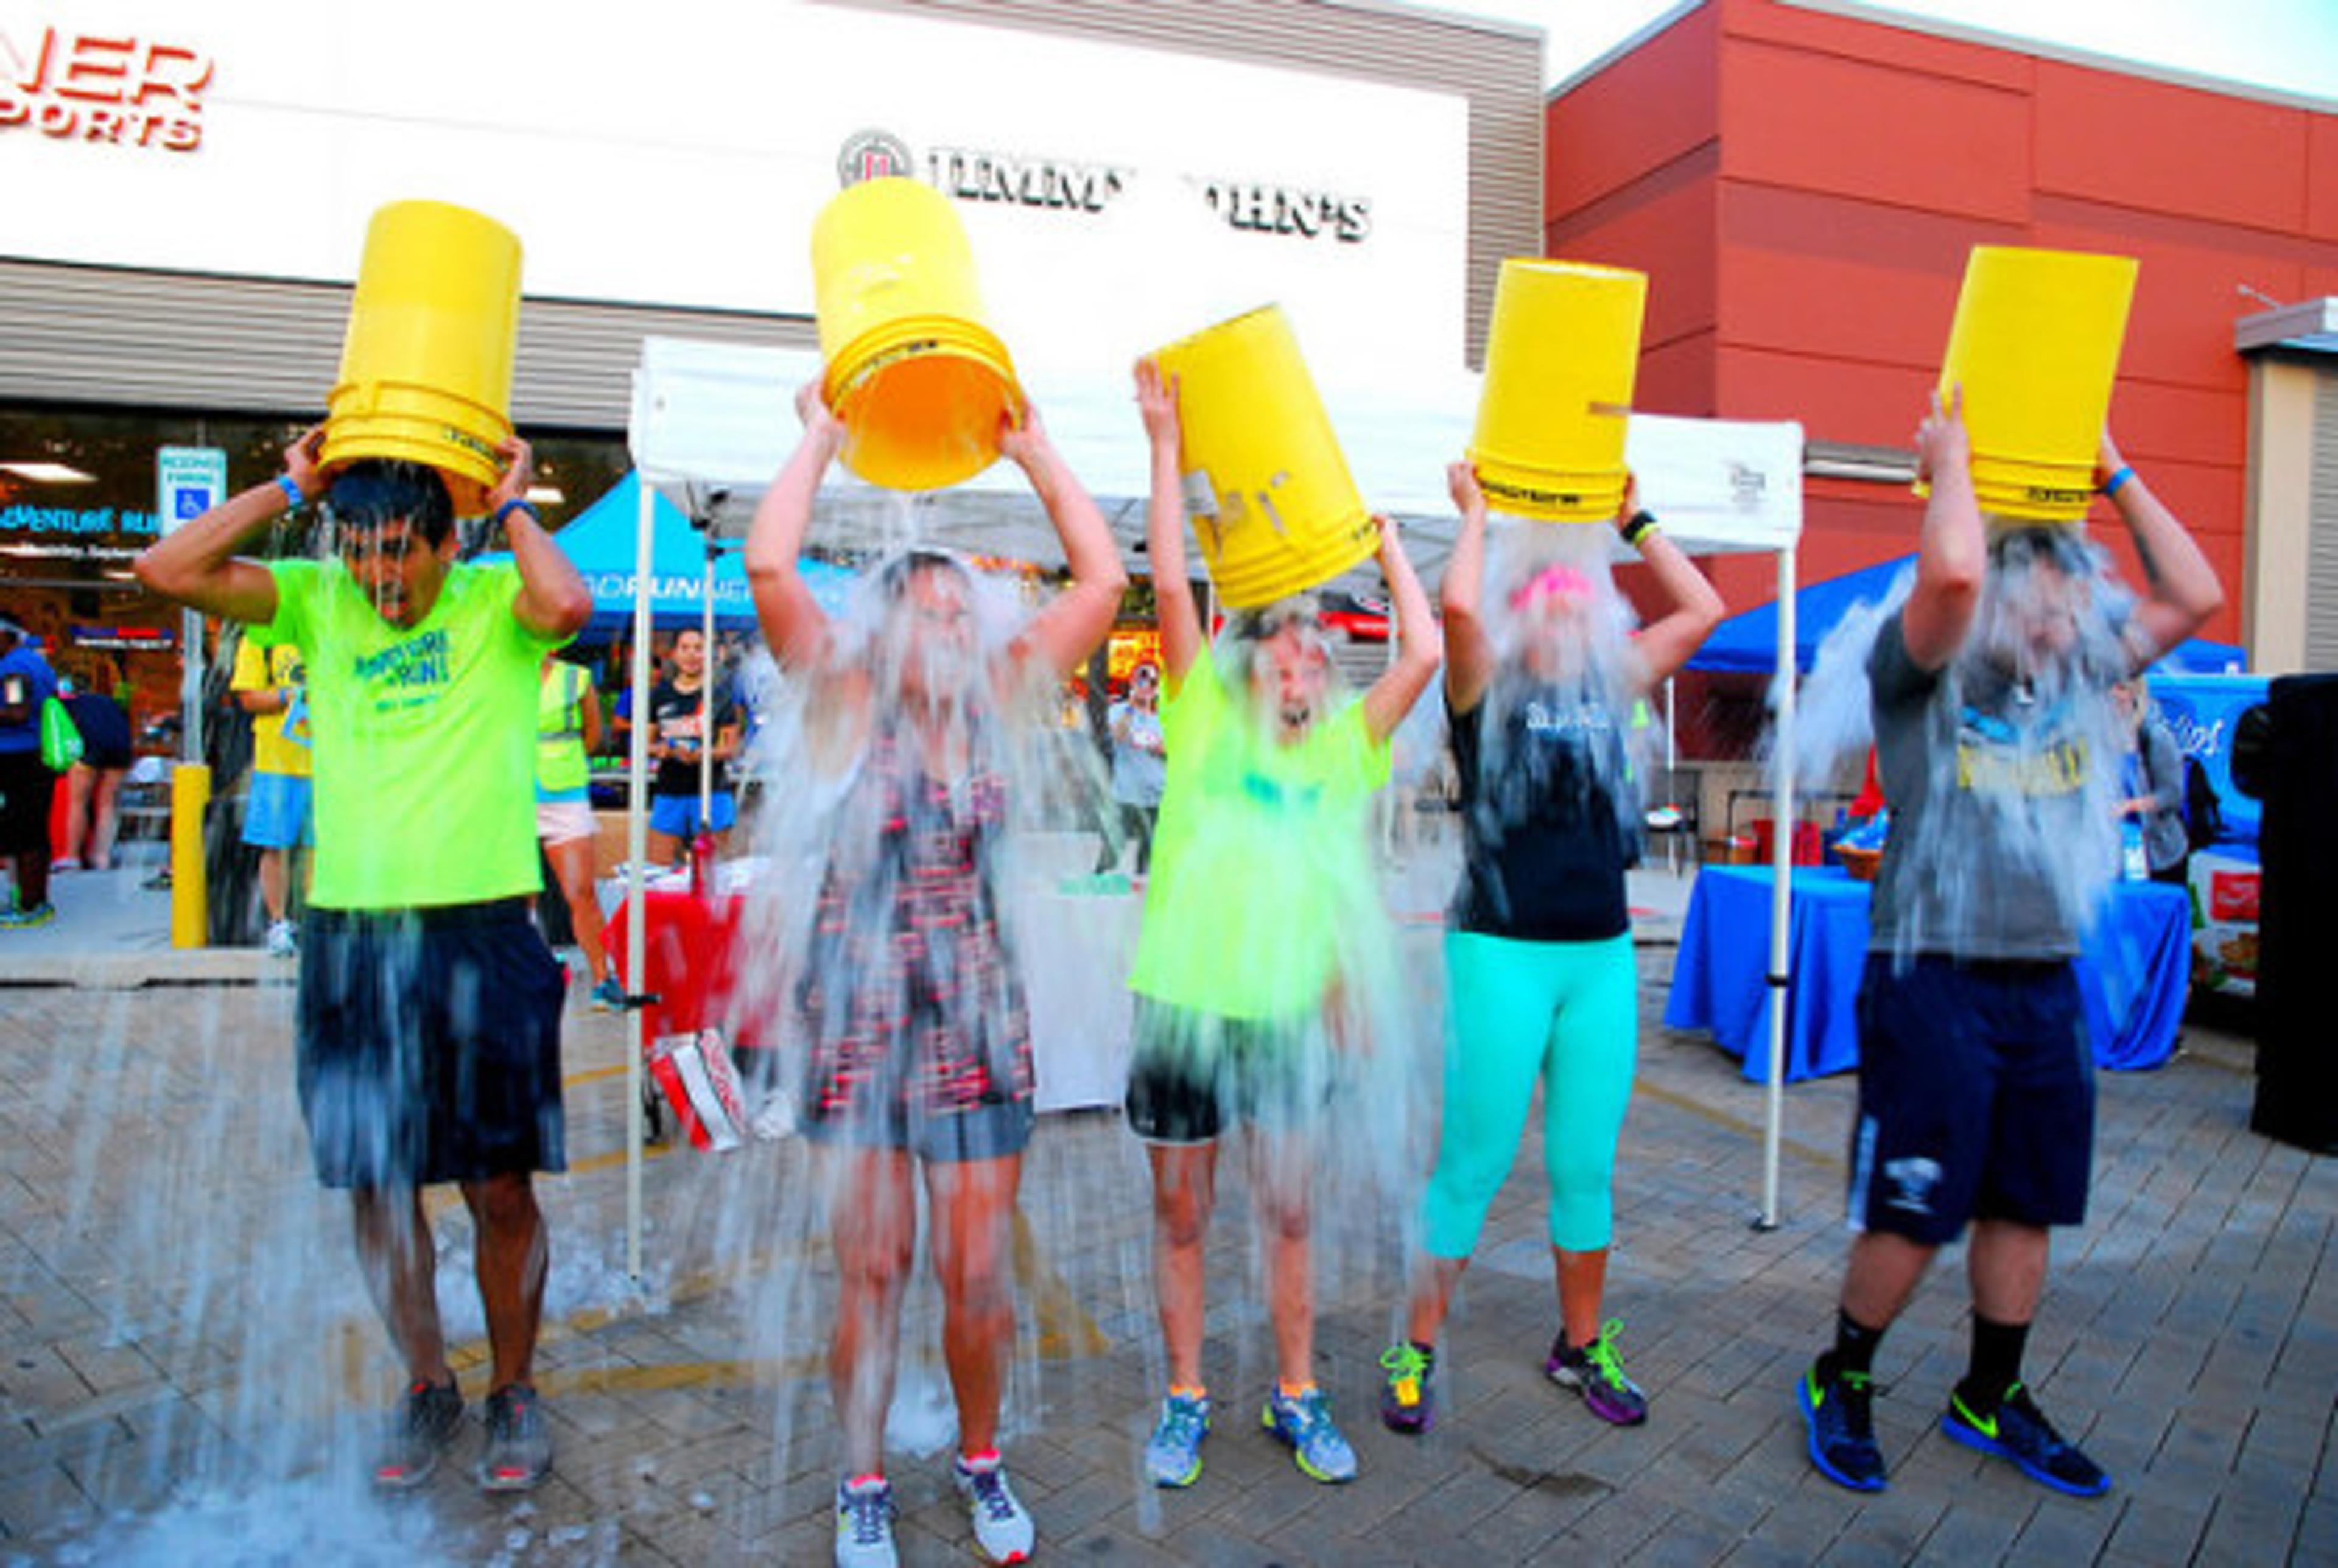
[[170, 763, 209, 949]]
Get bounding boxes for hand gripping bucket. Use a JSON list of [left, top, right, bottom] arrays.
[[1151, 306, 1378, 610], [1469, 259, 1648, 522], [812, 177, 1023, 492], [1932, 245, 2138, 525], [322, 200, 522, 516]]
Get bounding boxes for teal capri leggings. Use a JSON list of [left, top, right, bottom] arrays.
[[1422, 929, 1638, 1257]]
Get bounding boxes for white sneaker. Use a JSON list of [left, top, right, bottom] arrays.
[[264, 919, 298, 959], [834, 1476, 897, 1568], [953, 1452, 1035, 1564]]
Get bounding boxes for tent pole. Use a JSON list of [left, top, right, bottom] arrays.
[[623, 475, 656, 1278], [700, 535, 717, 847], [1758, 544, 1797, 1231]]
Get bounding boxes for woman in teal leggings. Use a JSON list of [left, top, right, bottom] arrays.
[[1380, 462, 1721, 1435]]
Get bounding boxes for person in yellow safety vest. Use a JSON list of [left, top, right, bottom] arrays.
[[538, 654, 619, 1010]]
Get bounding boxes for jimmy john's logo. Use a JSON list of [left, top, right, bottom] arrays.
[[837, 129, 914, 186]]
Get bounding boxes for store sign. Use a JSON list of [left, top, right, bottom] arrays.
[[0, 503, 160, 536], [71, 623, 174, 651], [840, 128, 1364, 239], [0, 25, 213, 152]]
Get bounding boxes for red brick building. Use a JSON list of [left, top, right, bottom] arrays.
[[1545, 0, 2338, 680]]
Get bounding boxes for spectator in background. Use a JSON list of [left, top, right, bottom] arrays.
[[231, 629, 314, 958], [2112, 678, 2189, 886], [57, 674, 135, 872], [0, 617, 61, 927], [538, 652, 620, 1010], [1097, 660, 1166, 875], [644, 628, 742, 867]]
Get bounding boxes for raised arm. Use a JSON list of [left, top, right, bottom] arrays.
[[497, 439, 593, 640], [1439, 460, 1495, 712], [1135, 359, 1206, 687], [131, 426, 325, 625], [745, 380, 848, 673], [1900, 387, 1987, 673], [1000, 400, 1128, 682], [1616, 475, 1725, 685], [1360, 517, 1442, 744], [2098, 431, 2224, 670]]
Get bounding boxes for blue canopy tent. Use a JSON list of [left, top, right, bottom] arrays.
[[485, 470, 851, 634], [1691, 553, 2245, 675]]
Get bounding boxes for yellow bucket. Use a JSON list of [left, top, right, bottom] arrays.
[[1933, 245, 2138, 523], [1470, 259, 1648, 522], [322, 200, 522, 516], [1151, 305, 1378, 610], [812, 177, 1023, 491]]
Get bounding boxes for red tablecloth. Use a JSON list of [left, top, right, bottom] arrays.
[[602, 889, 774, 1049]]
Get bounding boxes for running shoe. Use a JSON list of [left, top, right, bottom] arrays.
[[589, 975, 625, 1012], [1261, 1386, 1357, 1483], [264, 919, 298, 959], [952, 1451, 1036, 1564], [834, 1476, 897, 1568], [1798, 1358, 1886, 1493], [0, 901, 57, 929], [1546, 1319, 1649, 1425], [1942, 1382, 2110, 1497], [1379, 1342, 1436, 1434], [1143, 1391, 1211, 1487], [477, 1382, 553, 1491], [373, 1377, 463, 1490]]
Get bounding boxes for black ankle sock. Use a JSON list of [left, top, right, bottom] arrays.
[[1957, 1315, 2029, 1414], [1824, 1309, 1886, 1381]]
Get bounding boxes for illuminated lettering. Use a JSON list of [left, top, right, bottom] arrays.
[[930, 145, 1127, 213], [1203, 181, 1371, 243]]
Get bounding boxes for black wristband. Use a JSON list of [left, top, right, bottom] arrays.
[[493, 497, 541, 527], [1621, 509, 1660, 548]]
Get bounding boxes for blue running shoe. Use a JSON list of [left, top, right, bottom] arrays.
[[1262, 1386, 1357, 1483], [1942, 1382, 2110, 1498], [1799, 1359, 1886, 1492], [834, 1475, 897, 1568], [1143, 1392, 1211, 1488]]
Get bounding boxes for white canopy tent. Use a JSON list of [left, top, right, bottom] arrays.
[[607, 333, 1806, 1272]]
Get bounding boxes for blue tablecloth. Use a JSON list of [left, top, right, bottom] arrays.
[[1663, 865, 2192, 1081]]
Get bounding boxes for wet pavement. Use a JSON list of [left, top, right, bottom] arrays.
[[1, 852, 2331, 1566]]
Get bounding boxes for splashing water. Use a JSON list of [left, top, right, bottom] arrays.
[[1772, 527, 2141, 958]]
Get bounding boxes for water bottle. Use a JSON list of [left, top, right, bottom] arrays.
[[689, 830, 715, 897], [2121, 819, 2147, 881]]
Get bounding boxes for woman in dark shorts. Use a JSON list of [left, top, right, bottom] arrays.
[[746, 377, 1123, 1568], [58, 674, 135, 872]]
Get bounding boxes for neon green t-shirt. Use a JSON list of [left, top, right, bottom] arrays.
[[1128, 653, 1392, 1020], [255, 559, 566, 910], [536, 660, 592, 799]]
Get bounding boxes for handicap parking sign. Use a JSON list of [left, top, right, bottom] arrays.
[[156, 446, 228, 536]]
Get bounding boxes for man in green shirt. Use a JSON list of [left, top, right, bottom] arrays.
[[135, 426, 592, 1495]]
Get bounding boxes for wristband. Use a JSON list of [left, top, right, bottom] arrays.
[[2100, 466, 2136, 499], [275, 474, 306, 513], [494, 497, 541, 527], [1621, 509, 1660, 548]]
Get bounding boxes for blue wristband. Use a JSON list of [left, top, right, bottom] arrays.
[[275, 474, 306, 512], [2101, 466, 2136, 499], [494, 497, 541, 527]]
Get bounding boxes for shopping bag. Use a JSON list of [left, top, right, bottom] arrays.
[[646, 1027, 749, 1152], [40, 697, 82, 772]]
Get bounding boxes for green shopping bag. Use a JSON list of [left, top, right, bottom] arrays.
[[40, 696, 82, 771]]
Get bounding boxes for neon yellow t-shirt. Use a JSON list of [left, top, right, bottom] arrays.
[[254, 559, 566, 910], [229, 635, 311, 780], [1128, 653, 1392, 1020]]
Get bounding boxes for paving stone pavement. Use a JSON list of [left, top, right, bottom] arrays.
[[1, 872, 2333, 1566]]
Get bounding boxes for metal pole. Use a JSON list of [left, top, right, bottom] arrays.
[[623, 476, 656, 1278], [1758, 545, 1797, 1230], [700, 536, 716, 838]]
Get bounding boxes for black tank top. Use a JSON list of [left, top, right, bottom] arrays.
[[1448, 687, 1637, 942]]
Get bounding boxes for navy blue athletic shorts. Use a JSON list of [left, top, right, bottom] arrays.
[[1847, 953, 2094, 1245], [295, 898, 567, 1188]]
